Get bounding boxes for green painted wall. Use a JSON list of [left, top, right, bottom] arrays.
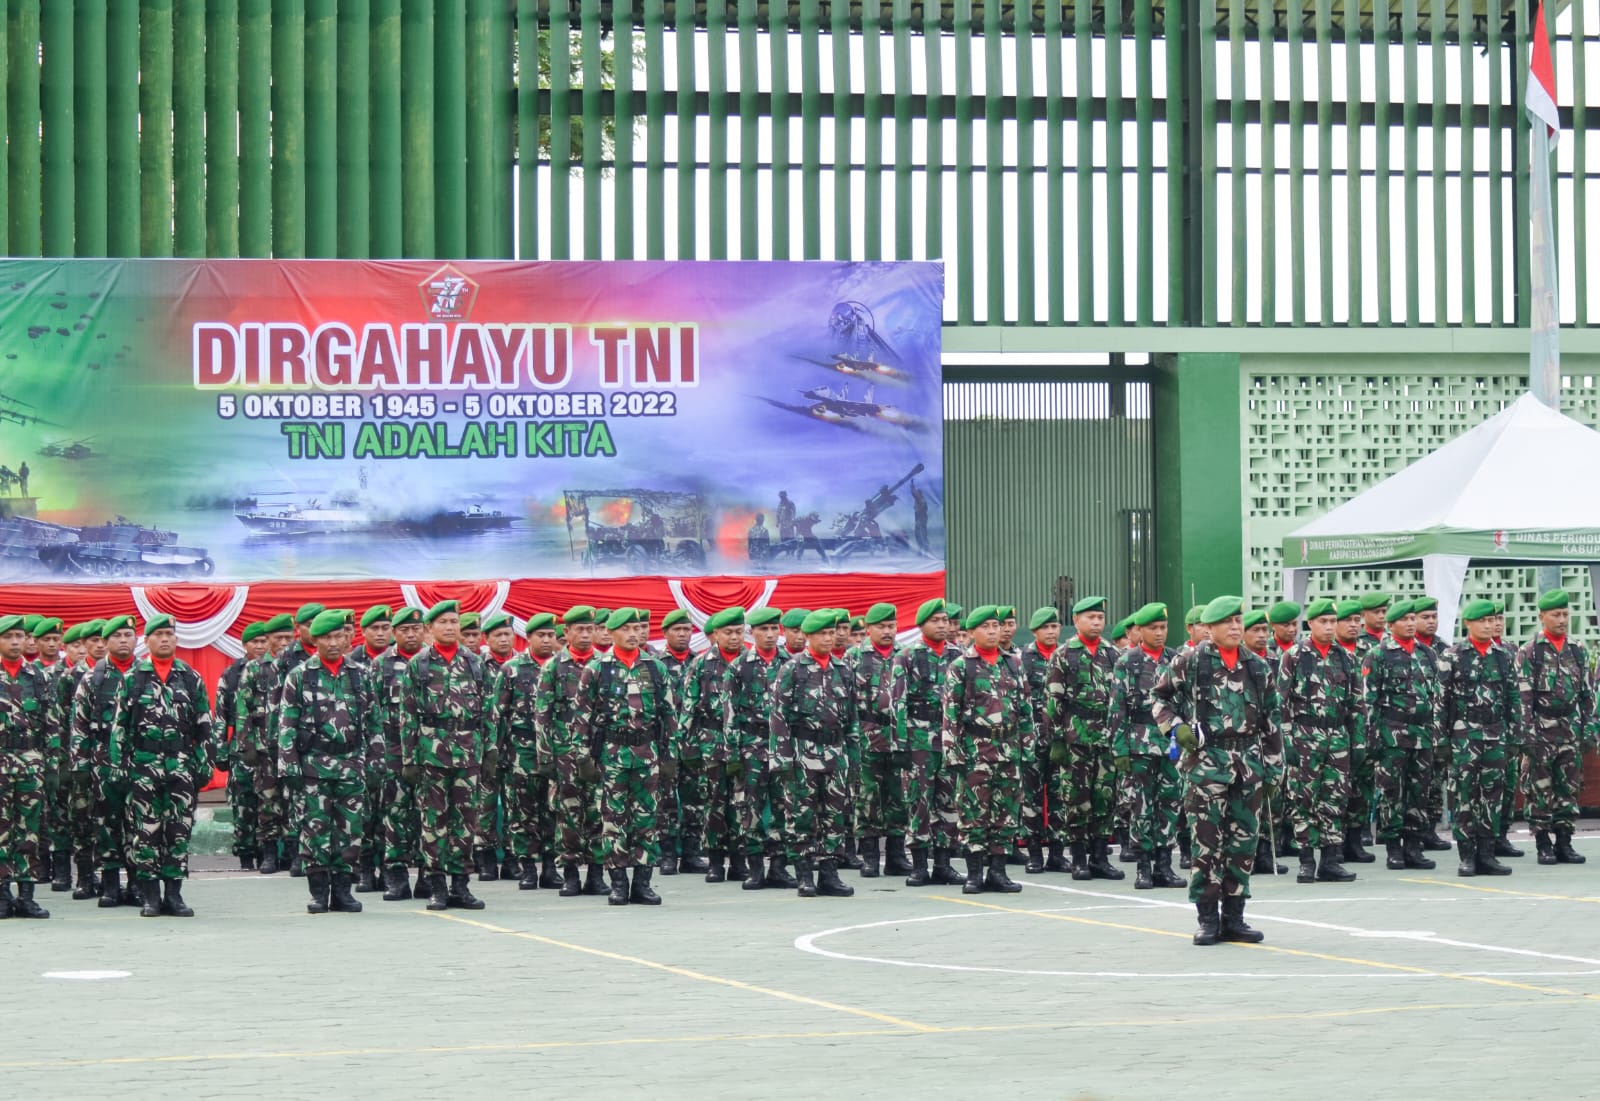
[[1153, 352, 1242, 617]]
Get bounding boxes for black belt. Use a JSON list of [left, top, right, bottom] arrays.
[[1206, 734, 1257, 750], [611, 731, 656, 748]]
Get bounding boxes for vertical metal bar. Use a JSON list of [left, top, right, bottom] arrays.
[[1402, 0, 1419, 324], [1343, 0, 1361, 322], [1165, 0, 1186, 322], [1513, 0, 1532, 324], [238, 0, 270, 256], [75, 0, 107, 255], [863, 0, 884, 262], [1074, 0, 1093, 322], [464, 0, 493, 256], [1197, 0, 1218, 325], [400, 0, 434, 257], [8, 0, 42, 255], [550, 0, 574, 260], [140, 0, 175, 257], [490, 0, 512, 258], [1106, 0, 1125, 324], [643, 0, 666, 259], [1314, 0, 1332, 324], [769, 0, 791, 258], [336, 0, 370, 259], [107, 0, 140, 256], [271, 0, 305, 258], [1486, 0, 1503, 323], [0, 2, 6, 252], [890, 0, 911, 260], [578, 0, 602, 258], [1287, 0, 1305, 325], [1228, 0, 1245, 324], [370, 0, 401, 256], [831, 0, 851, 260], [673, 0, 695, 257], [799, 0, 820, 258], [1429, 0, 1445, 322], [707, 0, 729, 259], [172, 0, 204, 256], [304, 0, 336, 258], [1574, 0, 1589, 325], [612, 0, 636, 259], [983, 0, 1003, 320], [953, 0, 974, 322], [41, 0, 73, 256], [204, 0, 238, 257], [1458, 0, 1476, 324], [1373, 0, 1392, 324], [434, 0, 466, 257], [1134, 0, 1154, 326], [923, 0, 944, 274], [738, 0, 759, 258]]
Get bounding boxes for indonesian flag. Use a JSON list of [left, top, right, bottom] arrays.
[[1527, 0, 1560, 145]]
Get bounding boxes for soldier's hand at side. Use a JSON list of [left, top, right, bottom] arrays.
[[724, 758, 741, 779], [1174, 724, 1199, 752], [400, 763, 420, 786], [658, 758, 677, 783], [891, 749, 912, 770], [1350, 746, 1366, 770], [481, 748, 499, 779], [1113, 755, 1131, 775], [241, 744, 260, 766], [1048, 741, 1070, 765], [578, 756, 601, 784]]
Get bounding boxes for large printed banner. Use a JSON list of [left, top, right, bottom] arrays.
[[0, 260, 944, 583]]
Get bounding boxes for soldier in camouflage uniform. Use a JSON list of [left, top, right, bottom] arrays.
[[114, 615, 213, 918], [1019, 607, 1069, 874], [1152, 596, 1283, 946], [401, 601, 492, 911], [537, 606, 608, 897], [771, 609, 857, 897], [55, 622, 101, 899], [72, 617, 140, 907], [847, 602, 911, 879], [1329, 599, 1377, 866], [891, 598, 962, 886], [27, 618, 71, 894], [1363, 600, 1443, 874], [218, 622, 269, 871], [280, 609, 380, 914], [1489, 604, 1527, 860], [670, 603, 718, 879], [575, 608, 677, 905], [1046, 596, 1126, 881], [684, 607, 745, 883], [655, 608, 695, 874], [0, 614, 59, 919], [236, 611, 303, 874], [722, 606, 796, 889], [345, 605, 393, 892], [1410, 596, 1454, 852], [1518, 589, 1597, 865], [1109, 602, 1186, 890], [1438, 599, 1519, 877], [474, 613, 519, 881], [492, 612, 567, 890], [368, 606, 428, 901], [944, 606, 1031, 894], [273, 604, 328, 877]]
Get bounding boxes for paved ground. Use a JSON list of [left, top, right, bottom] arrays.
[[8, 832, 1600, 1100]]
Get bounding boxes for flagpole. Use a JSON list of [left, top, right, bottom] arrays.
[[1526, 0, 1561, 594]]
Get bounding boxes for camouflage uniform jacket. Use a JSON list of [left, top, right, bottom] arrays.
[[56, 661, 91, 756], [1019, 642, 1057, 747], [575, 651, 678, 770], [401, 645, 492, 768], [1108, 645, 1176, 758], [279, 657, 380, 782], [491, 653, 550, 773], [0, 658, 59, 776], [235, 653, 285, 758], [682, 649, 737, 761], [1151, 642, 1284, 779], [771, 651, 856, 767], [1360, 638, 1441, 750], [365, 645, 420, 773], [889, 639, 956, 754], [71, 659, 129, 774], [536, 647, 597, 759], [213, 656, 250, 769], [942, 648, 1033, 769], [271, 644, 318, 709], [722, 649, 786, 760], [659, 649, 694, 695], [1277, 640, 1364, 751], [845, 642, 897, 755], [111, 659, 214, 780], [1045, 636, 1119, 748], [1517, 634, 1600, 747], [1437, 641, 1520, 744]]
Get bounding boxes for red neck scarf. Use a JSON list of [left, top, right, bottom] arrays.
[[320, 656, 345, 677], [1395, 638, 1416, 654], [568, 645, 593, 662], [434, 643, 459, 663], [1471, 638, 1492, 657], [975, 646, 1000, 665], [1339, 639, 1357, 653], [1276, 638, 1295, 651], [1546, 631, 1567, 652], [37, 654, 55, 666], [756, 647, 778, 663], [1416, 633, 1436, 646], [1078, 634, 1099, 655], [150, 655, 175, 683], [926, 639, 946, 657], [1037, 642, 1058, 661], [667, 646, 691, 660], [809, 648, 831, 669], [0, 658, 20, 679], [1312, 640, 1332, 658], [718, 648, 742, 664], [365, 643, 385, 660], [613, 647, 639, 668], [873, 642, 894, 659], [1217, 646, 1240, 671], [1141, 645, 1163, 661], [109, 654, 135, 674], [489, 650, 513, 664], [1365, 628, 1384, 641]]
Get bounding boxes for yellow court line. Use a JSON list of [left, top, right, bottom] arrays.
[[930, 895, 1600, 1004], [1396, 877, 1600, 904], [420, 909, 941, 1032]]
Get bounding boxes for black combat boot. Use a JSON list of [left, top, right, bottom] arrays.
[[518, 860, 541, 890], [161, 879, 193, 918], [1555, 829, 1587, 864], [1402, 833, 1436, 870], [1276, 832, 1299, 858], [1252, 838, 1286, 876], [1178, 833, 1193, 869], [138, 878, 162, 918], [1152, 847, 1187, 888], [1117, 828, 1138, 864], [427, 874, 450, 911], [681, 848, 710, 874], [904, 846, 931, 887], [1385, 841, 1407, 870], [1219, 897, 1264, 943], [72, 858, 97, 901], [1297, 848, 1317, 884], [841, 838, 865, 870], [289, 854, 306, 878], [448, 874, 486, 909], [659, 853, 680, 876], [765, 855, 798, 889], [931, 847, 965, 885], [1192, 900, 1220, 946], [306, 870, 331, 914], [728, 851, 748, 881], [238, 854, 255, 871], [51, 851, 71, 892], [355, 857, 379, 894], [741, 854, 765, 890], [1317, 845, 1356, 882], [796, 857, 817, 898], [582, 863, 607, 895], [1025, 841, 1044, 875], [607, 867, 630, 906], [98, 867, 122, 908], [961, 854, 985, 894], [1536, 830, 1557, 865], [630, 866, 662, 905], [1070, 842, 1092, 881], [858, 839, 881, 879], [704, 851, 727, 884], [0, 879, 11, 918], [985, 854, 1022, 894], [120, 877, 142, 907], [258, 845, 281, 875], [1088, 840, 1126, 880], [382, 865, 412, 901], [13, 881, 50, 919], [540, 857, 565, 889], [1475, 838, 1512, 876], [884, 836, 914, 876], [816, 859, 854, 897], [1134, 853, 1154, 890], [415, 869, 432, 899], [1456, 839, 1477, 877], [1343, 828, 1375, 864], [559, 862, 582, 897], [1045, 841, 1072, 873], [1493, 833, 1524, 858], [1422, 826, 1453, 851], [500, 855, 521, 881], [330, 874, 362, 913], [475, 848, 498, 881]]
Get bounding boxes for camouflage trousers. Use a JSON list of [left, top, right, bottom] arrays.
[[416, 764, 481, 877], [1291, 738, 1350, 851], [505, 768, 560, 859], [299, 776, 365, 874], [658, 768, 679, 857], [955, 758, 1022, 856], [68, 771, 97, 865], [0, 773, 45, 882], [381, 778, 422, 867], [1020, 751, 1068, 843], [43, 762, 71, 851], [284, 775, 308, 853], [125, 770, 198, 881], [1498, 746, 1522, 832], [1127, 754, 1183, 853], [786, 758, 850, 862], [473, 768, 502, 850], [902, 748, 958, 850], [1343, 749, 1377, 832], [1062, 742, 1117, 844], [671, 756, 713, 857], [842, 752, 861, 844], [1522, 735, 1582, 832], [228, 765, 261, 858], [705, 764, 741, 855], [741, 758, 795, 858], [1449, 739, 1507, 842], [1374, 745, 1434, 843], [856, 750, 907, 839], [1428, 742, 1451, 826], [95, 775, 131, 868], [551, 753, 603, 866], [601, 763, 660, 870], [358, 774, 385, 865], [254, 760, 290, 845], [1181, 745, 1264, 904]]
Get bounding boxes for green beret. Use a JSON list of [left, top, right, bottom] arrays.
[[555, 623, 566, 639], [144, 613, 175, 634], [913, 598, 945, 627], [481, 613, 513, 634], [943, 603, 963, 623], [0, 615, 25, 636], [60, 624, 81, 645], [800, 609, 836, 634], [263, 613, 294, 634], [1112, 617, 1134, 639], [360, 605, 393, 629], [1537, 589, 1570, 612], [1072, 596, 1107, 615], [1359, 592, 1391, 612], [391, 607, 422, 627], [606, 607, 645, 631], [422, 600, 459, 624], [997, 606, 1016, 621], [82, 619, 105, 638], [1304, 599, 1337, 621], [1184, 605, 1205, 626], [832, 609, 852, 627], [240, 621, 269, 644], [706, 606, 747, 632], [1132, 602, 1168, 628], [526, 612, 557, 633], [963, 605, 1001, 631], [337, 609, 356, 627], [1335, 600, 1362, 620], [295, 602, 325, 625], [22, 614, 42, 633], [1412, 597, 1439, 612], [850, 616, 865, 630], [661, 609, 691, 630], [1267, 601, 1301, 626], [594, 608, 613, 622], [459, 612, 480, 630], [562, 605, 595, 626], [1241, 610, 1267, 630], [865, 602, 897, 626], [308, 609, 347, 638], [1461, 599, 1497, 623], [780, 608, 811, 629], [32, 617, 63, 638], [747, 607, 781, 628], [1029, 607, 1060, 631], [1491, 600, 1505, 615], [1384, 600, 1416, 624], [1200, 595, 1244, 625], [101, 615, 137, 638]]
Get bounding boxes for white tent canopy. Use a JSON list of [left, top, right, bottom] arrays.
[[1282, 393, 1600, 642]]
